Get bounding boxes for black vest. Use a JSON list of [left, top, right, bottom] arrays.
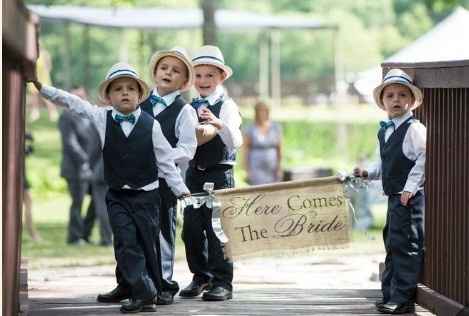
[[103, 110, 158, 189], [140, 95, 186, 148], [191, 99, 235, 169], [378, 117, 416, 195]]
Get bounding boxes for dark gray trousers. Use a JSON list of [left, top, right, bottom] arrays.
[[382, 192, 424, 304], [65, 178, 88, 243], [182, 165, 234, 291], [106, 188, 161, 300], [157, 178, 179, 295], [83, 182, 112, 245]]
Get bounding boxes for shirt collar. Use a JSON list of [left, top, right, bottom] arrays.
[[390, 111, 413, 129], [112, 107, 141, 122], [203, 85, 225, 106], [153, 88, 180, 106]]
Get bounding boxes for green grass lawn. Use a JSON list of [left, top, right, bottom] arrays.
[[23, 108, 386, 269]]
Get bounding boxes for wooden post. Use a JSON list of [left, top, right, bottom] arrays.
[[138, 30, 145, 77], [258, 32, 269, 99], [119, 30, 129, 62], [200, 0, 217, 45], [82, 25, 90, 91], [270, 30, 281, 106], [62, 21, 72, 89], [331, 28, 339, 95]]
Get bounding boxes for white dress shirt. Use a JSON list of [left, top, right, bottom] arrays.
[[150, 89, 198, 166], [367, 111, 426, 195], [197, 85, 243, 155], [40, 85, 189, 196]]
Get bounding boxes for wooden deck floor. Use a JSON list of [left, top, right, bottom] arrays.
[[26, 253, 435, 315], [28, 288, 434, 315]]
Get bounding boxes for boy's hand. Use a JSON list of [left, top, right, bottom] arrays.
[[196, 124, 218, 145], [198, 108, 223, 130], [400, 191, 413, 206], [177, 192, 191, 199], [353, 167, 368, 178], [24, 65, 42, 91]]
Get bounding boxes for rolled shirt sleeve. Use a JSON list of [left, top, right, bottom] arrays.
[[40, 85, 108, 146], [173, 105, 198, 164], [152, 121, 190, 196], [403, 122, 426, 194], [367, 143, 382, 180], [217, 98, 243, 152]]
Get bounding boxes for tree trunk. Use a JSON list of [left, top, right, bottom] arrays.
[[200, 0, 217, 45]]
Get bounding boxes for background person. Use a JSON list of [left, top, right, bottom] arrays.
[[243, 101, 282, 185], [58, 86, 94, 245], [79, 85, 113, 247], [23, 132, 41, 241]]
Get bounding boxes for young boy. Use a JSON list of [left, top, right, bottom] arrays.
[[180, 45, 242, 302], [353, 68, 426, 314], [139, 47, 198, 305], [29, 62, 190, 314]]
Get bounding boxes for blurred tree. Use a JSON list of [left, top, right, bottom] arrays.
[[25, 0, 469, 100], [200, 0, 217, 44]]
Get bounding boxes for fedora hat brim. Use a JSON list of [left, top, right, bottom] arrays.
[[149, 50, 194, 92], [192, 58, 233, 80], [98, 75, 149, 105], [373, 80, 423, 111]]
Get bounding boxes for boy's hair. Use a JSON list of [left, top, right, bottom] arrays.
[[148, 47, 194, 92], [98, 62, 149, 104], [194, 64, 225, 77], [380, 84, 415, 102], [105, 80, 144, 98]]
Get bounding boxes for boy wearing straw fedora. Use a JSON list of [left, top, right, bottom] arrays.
[[29, 62, 190, 314], [180, 45, 242, 302], [354, 68, 426, 314], [138, 47, 198, 305]]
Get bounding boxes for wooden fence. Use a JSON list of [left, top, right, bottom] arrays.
[[382, 60, 469, 316]]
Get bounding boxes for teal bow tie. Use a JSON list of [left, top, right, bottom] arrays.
[[150, 94, 167, 107], [379, 120, 394, 129], [114, 113, 136, 124], [191, 98, 209, 110]]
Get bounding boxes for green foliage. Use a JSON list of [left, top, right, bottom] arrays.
[[27, 0, 468, 94], [396, 3, 433, 41], [26, 113, 67, 197]]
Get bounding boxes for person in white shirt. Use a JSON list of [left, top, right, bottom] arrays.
[[179, 45, 242, 302], [138, 47, 198, 305], [28, 62, 190, 314], [353, 69, 426, 315]]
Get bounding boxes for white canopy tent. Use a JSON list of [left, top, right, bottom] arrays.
[[28, 5, 332, 30], [28, 5, 338, 103], [353, 7, 469, 103]]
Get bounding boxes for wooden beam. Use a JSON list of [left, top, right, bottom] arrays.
[[417, 284, 466, 316], [270, 30, 281, 106], [258, 33, 269, 99], [382, 61, 469, 88]]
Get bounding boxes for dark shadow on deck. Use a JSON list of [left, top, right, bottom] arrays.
[[28, 288, 432, 315]]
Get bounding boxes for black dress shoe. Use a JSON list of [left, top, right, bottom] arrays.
[[156, 291, 174, 305], [202, 286, 233, 301], [375, 299, 387, 308], [97, 285, 130, 303], [120, 298, 156, 313], [179, 280, 209, 298], [378, 301, 415, 314]]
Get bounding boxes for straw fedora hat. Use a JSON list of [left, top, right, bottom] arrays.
[[98, 62, 149, 104], [192, 45, 233, 80], [148, 47, 194, 92], [373, 68, 423, 110]]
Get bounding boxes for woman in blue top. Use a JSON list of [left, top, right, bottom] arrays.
[[244, 101, 282, 185]]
